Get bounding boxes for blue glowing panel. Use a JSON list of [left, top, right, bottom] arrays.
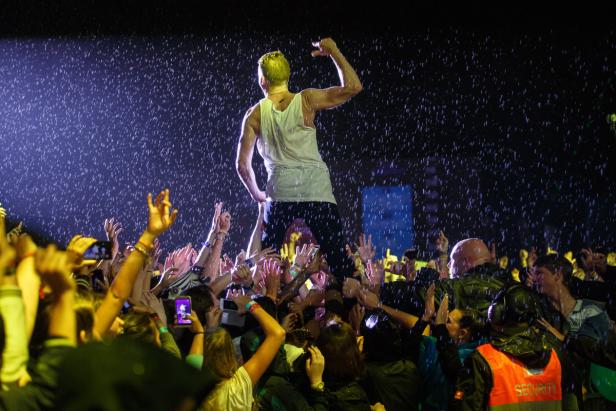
[[362, 186, 413, 259]]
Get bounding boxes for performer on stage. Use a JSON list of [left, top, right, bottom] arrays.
[[236, 37, 362, 282]]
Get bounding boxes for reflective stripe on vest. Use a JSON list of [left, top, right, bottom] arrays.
[[476, 344, 562, 411]]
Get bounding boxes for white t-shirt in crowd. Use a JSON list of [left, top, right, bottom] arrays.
[[200, 366, 253, 411]]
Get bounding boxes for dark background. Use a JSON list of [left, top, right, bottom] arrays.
[[0, 1, 614, 262]]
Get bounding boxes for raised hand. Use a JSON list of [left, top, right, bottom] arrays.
[[435, 293, 449, 325], [342, 277, 362, 299], [146, 189, 178, 237], [311, 38, 338, 57], [103, 218, 123, 259], [220, 254, 235, 275], [141, 291, 168, 325], [358, 288, 380, 310], [527, 246, 538, 269], [249, 246, 280, 265], [6, 222, 24, 245], [281, 312, 299, 333], [357, 234, 376, 264], [209, 202, 223, 234], [229, 289, 253, 314], [232, 264, 253, 287], [435, 230, 449, 254], [261, 259, 282, 301], [579, 248, 594, 272], [35, 245, 75, 295], [422, 283, 436, 322], [218, 211, 231, 235], [294, 243, 317, 269], [365, 260, 384, 290], [150, 267, 182, 296]]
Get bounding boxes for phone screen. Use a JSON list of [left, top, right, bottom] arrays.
[[299, 278, 315, 299], [175, 297, 192, 325], [83, 241, 113, 260]]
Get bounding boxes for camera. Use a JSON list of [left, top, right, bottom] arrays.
[[220, 298, 246, 328]]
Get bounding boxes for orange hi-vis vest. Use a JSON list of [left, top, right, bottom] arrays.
[[476, 343, 562, 411]]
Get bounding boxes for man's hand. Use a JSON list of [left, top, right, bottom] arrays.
[[311, 38, 339, 57], [252, 190, 267, 203], [146, 189, 178, 237], [436, 230, 449, 254]]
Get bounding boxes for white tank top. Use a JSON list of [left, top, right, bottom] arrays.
[[257, 92, 336, 204]]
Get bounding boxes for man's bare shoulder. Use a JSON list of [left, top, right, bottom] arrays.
[[243, 103, 261, 130], [244, 102, 261, 119]]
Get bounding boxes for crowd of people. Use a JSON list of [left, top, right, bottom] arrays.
[[0, 37, 614, 411], [0, 191, 614, 411]]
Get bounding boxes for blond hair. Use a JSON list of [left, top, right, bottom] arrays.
[[203, 328, 238, 379], [258, 51, 290, 86]]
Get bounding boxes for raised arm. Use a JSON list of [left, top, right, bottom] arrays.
[[232, 294, 285, 385], [236, 107, 266, 203], [94, 189, 177, 336], [303, 37, 363, 111]]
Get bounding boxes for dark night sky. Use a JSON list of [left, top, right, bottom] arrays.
[[0, 1, 614, 261]]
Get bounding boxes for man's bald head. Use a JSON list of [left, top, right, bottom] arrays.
[[448, 238, 492, 278]]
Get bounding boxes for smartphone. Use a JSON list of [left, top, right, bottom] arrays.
[[219, 298, 246, 328], [83, 241, 113, 260], [298, 278, 316, 300], [309, 245, 320, 259], [174, 296, 192, 326]]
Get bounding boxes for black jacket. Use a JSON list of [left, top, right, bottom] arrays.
[[362, 360, 421, 411], [437, 263, 513, 315]]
